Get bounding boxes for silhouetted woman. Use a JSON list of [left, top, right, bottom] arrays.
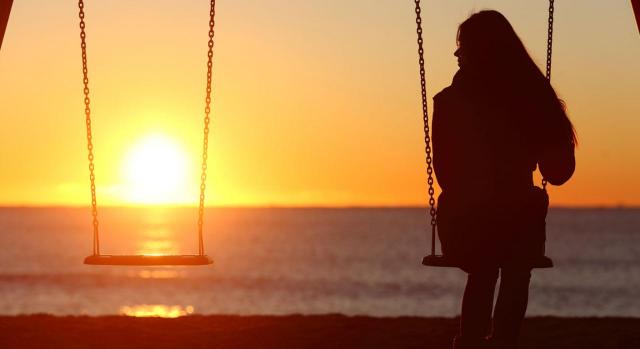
[[432, 10, 576, 349]]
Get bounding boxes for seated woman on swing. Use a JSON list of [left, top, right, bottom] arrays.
[[432, 10, 576, 349]]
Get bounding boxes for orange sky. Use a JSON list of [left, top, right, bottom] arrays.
[[0, 0, 638, 207]]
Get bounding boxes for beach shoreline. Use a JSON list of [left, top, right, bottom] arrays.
[[0, 314, 638, 349]]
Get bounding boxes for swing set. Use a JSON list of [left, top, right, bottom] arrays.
[[17, 0, 628, 266], [79, 0, 216, 266], [72, 0, 637, 268]]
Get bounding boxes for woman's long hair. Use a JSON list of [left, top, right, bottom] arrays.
[[457, 10, 577, 145]]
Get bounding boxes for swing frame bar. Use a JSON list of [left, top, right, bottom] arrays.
[[0, 0, 13, 51]]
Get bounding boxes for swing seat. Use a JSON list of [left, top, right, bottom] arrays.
[[84, 254, 213, 266], [422, 254, 553, 269]]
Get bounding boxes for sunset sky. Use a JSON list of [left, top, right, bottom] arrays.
[[0, 0, 638, 207]]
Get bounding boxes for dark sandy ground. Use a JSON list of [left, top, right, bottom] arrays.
[[0, 315, 638, 349]]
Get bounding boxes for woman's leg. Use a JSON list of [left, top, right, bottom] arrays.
[[490, 268, 532, 348], [455, 268, 499, 348]]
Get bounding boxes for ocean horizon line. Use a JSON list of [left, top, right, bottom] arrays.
[[0, 204, 637, 210]]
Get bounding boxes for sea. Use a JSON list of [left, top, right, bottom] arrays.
[[0, 207, 638, 317]]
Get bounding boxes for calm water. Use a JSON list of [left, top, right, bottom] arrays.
[[0, 207, 638, 317]]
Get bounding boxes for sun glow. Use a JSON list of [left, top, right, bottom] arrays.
[[121, 134, 195, 205], [120, 304, 194, 318]]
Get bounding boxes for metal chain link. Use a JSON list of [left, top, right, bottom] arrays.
[[197, 0, 216, 256], [542, 0, 555, 190], [414, 0, 437, 255], [78, 0, 100, 256], [545, 0, 554, 81]]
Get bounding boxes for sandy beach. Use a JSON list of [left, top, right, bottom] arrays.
[[0, 315, 638, 349]]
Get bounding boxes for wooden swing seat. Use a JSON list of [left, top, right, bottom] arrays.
[[84, 254, 213, 266], [422, 254, 553, 269]]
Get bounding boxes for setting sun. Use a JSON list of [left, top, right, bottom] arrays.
[[121, 134, 195, 205]]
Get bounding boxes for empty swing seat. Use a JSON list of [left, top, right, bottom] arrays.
[[422, 254, 553, 269], [84, 254, 213, 266]]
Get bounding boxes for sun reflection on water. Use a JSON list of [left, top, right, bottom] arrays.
[[142, 227, 171, 238], [137, 227, 178, 256], [136, 270, 182, 279], [119, 304, 195, 318], [139, 239, 176, 256]]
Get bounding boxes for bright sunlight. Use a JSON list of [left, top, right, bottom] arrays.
[[119, 304, 194, 318], [121, 134, 196, 205]]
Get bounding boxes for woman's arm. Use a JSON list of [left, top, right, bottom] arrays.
[[433, 89, 464, 191], [539, 139, 575, 186], [537, 101, 576, 186]]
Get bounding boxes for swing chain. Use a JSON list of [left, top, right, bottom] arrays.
[[197, 0, 216, 256], [545, 0, 554, 81], [414, 0, 437, 255], [77, 0, 215, 258], [542, 0, 555, 190], [78, 0, 100, 256]]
